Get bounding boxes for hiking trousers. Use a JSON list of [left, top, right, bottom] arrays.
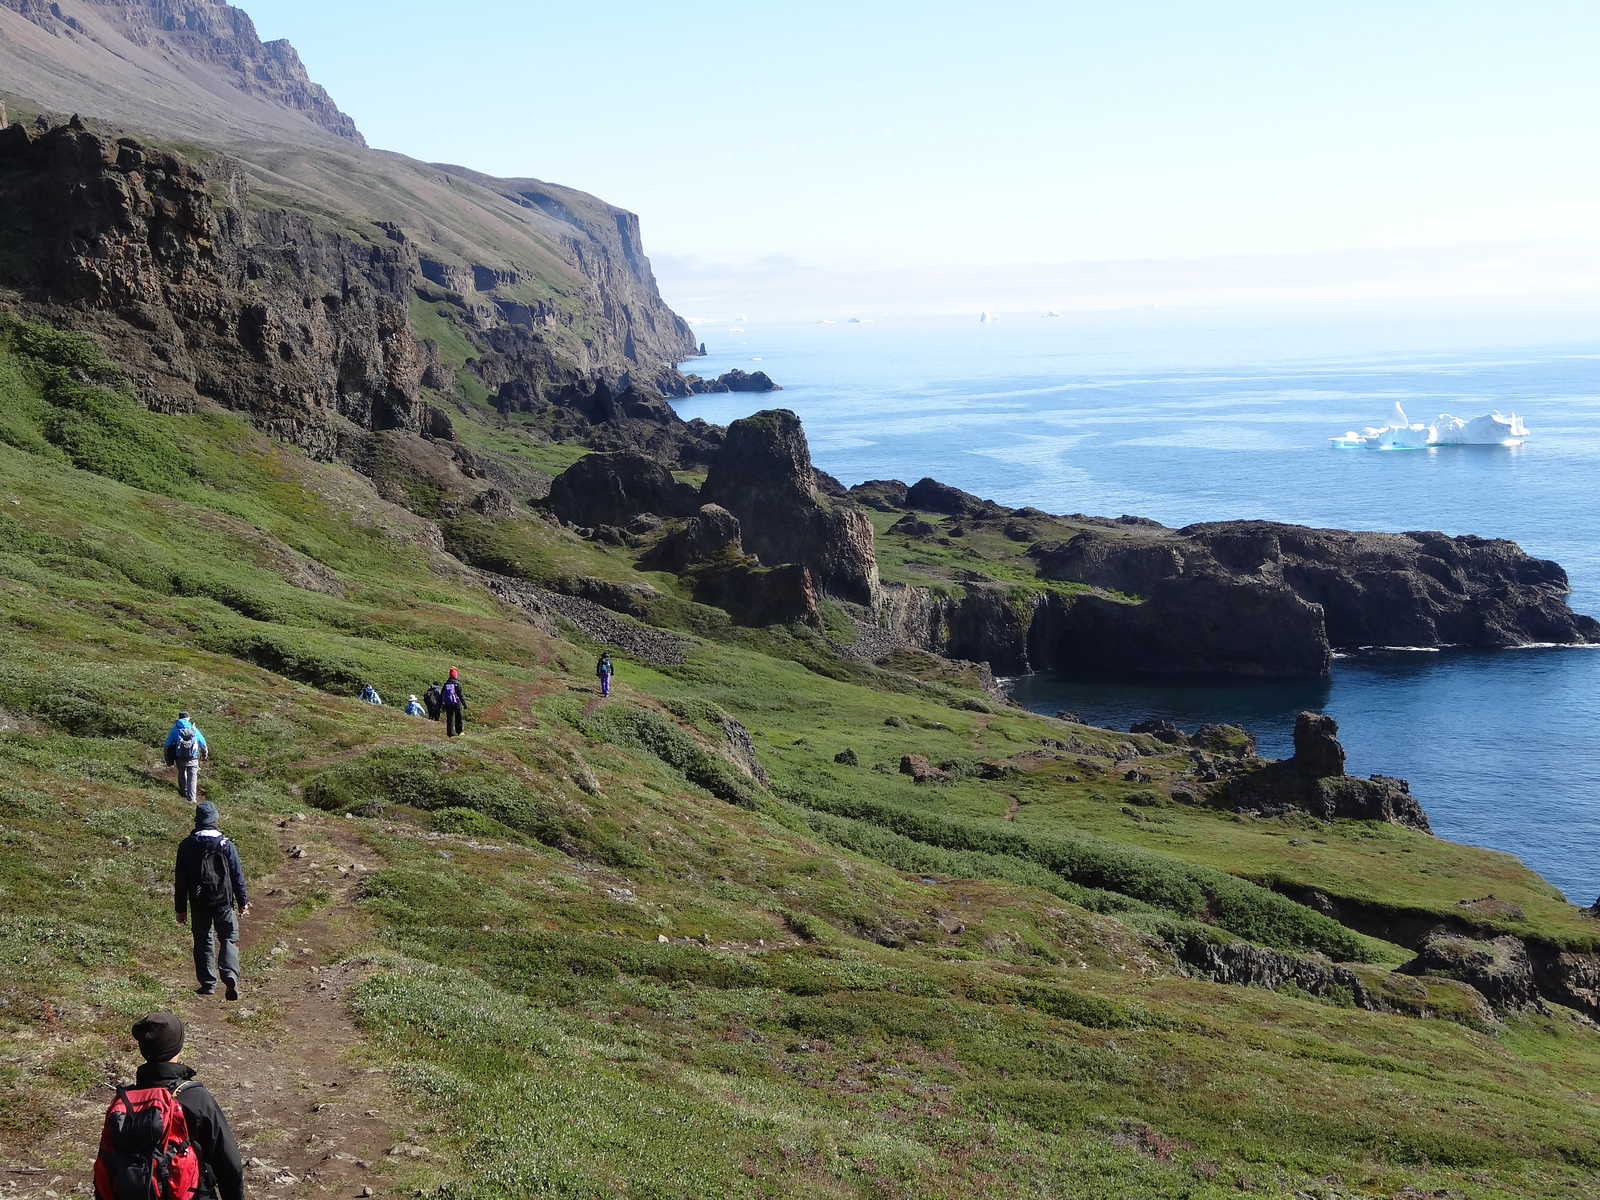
[[177, 761, 200, 802], [191, 905, 240, 990], [444, 704, 463, 737]]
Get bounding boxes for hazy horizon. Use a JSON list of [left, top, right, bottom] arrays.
[[235, 0, 1600, 327]]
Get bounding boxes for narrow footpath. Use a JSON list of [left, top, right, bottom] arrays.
[[12, 817, 402, 1199]]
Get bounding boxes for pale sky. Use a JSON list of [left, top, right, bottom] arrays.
[[240, 0, 1600, 319]]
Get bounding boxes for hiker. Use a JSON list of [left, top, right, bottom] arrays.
[[596, 652, 614, 697], [405, 694, 426, 717], [359, 683, 383, 706], [162, 712, 209, 803], [440, 667, 466, 738], [423, 681, 443, 720], [95, 1011, 244, 1200], [174, 802, 250, 1000]]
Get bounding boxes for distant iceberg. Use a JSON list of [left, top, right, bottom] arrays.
[[1330, 402, 1529, 449]]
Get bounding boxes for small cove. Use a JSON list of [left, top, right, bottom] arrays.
[[673, 314, 1600, 900]]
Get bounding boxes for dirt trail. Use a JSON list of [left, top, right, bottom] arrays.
[[13, 818, 403, 1199]]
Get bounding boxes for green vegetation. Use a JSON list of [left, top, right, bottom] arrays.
[[5, 312, 1600, 1198]]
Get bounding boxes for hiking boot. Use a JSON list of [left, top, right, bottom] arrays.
[[196, 986, 216, 996], [223, 978, 239, 1002]]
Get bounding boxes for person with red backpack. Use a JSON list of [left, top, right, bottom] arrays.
[[440, 667, 467, 738], [174, 803, 250, 1000], [95, 1011, 244, 1200]]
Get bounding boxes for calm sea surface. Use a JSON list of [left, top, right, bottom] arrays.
[[672, 313, 1600, 901]]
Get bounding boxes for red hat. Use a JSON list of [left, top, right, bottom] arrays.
[[448, 667, 459, 679]]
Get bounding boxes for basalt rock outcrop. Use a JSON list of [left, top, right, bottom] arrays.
[[1032, 519, 1600, 658], [1218, 711, 1432, 830], [1400, 929, 1542, 1013], [701, 410, 878, 606], [546, 452, 699, 529], [0, 121, 444, 457], [643, 504, 743, 573], [0, 117, 712, 471], [873, 474, 1598, 677], [683, 369, 782, 394]]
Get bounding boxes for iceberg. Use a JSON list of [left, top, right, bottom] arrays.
[[1330, 402, 1529, 450]]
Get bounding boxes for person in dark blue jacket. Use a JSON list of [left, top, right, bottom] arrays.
[[174, 803, 250, 1000]]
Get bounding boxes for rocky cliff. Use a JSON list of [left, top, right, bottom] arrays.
[[701, 410, 878, 606], [0, 0, 698, 432], [0, 120, 444, 456], [866, 477, 1599, 677], [0, 0, 363, 144]]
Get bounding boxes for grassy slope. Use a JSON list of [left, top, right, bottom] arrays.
[[4, 316, 1600, 1198]]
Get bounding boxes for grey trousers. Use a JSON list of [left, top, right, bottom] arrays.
[[192, 906, 240, 989], [177, 762, 199, 802]]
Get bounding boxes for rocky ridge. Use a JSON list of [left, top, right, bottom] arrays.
[[860, 476, 1599, 678], [1, 0, 364, 144]]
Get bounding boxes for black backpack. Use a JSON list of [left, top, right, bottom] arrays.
[[175, 730, 200, 763], [192, 837, 234, 910]]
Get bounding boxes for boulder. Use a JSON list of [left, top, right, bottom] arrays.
[[1131, 719, 1188, 745], [848, 479, 910, 511], [644, 503, 744, 572], [691, 561, 820, 627], [899, 754, 950, 784], [470, 487, 515, 518], [905, 477, 1000, 519], [701, 410, 877, 606], [1401, 929, 1540, 1012], [888, 514, 938, 538], [547, 452, 699, 529]]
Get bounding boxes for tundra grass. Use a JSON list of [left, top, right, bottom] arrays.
[[7, 313, 1600, 1196]]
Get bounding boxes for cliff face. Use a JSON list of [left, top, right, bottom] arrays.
[[0, 0, 697, 398], [436, 169, 697, 374], [0, 120, 447, 457], [0, 0, 364, 144], [867, 478, 1599, 678]]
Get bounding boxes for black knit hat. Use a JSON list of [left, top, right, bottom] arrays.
[[132, 1012, 185, 1062]]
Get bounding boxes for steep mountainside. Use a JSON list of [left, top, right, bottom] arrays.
[[0, 0, 696, 398], [0, 0, 363, 145]]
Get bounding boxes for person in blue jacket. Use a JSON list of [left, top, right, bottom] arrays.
[[359, 684, 383, 706], [162, 712, 209, 803], [405, 694, 426, 717]]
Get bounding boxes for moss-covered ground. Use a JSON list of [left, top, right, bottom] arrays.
[[5, 314, 1600, 1198]]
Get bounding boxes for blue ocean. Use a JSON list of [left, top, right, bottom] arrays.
[[672, 313, 1600, 902]]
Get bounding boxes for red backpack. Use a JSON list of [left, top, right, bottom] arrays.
[[93, 1083, 203, 1200]]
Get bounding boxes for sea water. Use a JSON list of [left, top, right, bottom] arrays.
[[671, 312, 1600, 901]]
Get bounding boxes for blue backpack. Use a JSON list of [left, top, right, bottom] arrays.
[[442, 681, 461, 706]]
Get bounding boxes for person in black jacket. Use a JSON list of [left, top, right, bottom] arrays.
[[174, 802, 250, 1000], [126, 1012, 245, 1200], [423, 681, 443, 720]]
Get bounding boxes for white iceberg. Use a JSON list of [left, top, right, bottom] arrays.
[[1330, 402, 1529, 449]]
